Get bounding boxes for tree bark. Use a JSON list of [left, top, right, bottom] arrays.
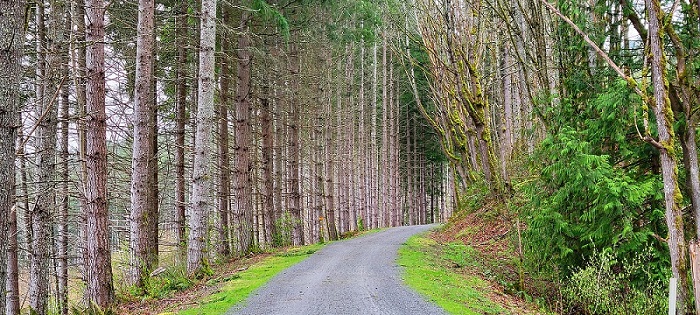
[[261, 90, 275, 246], [381, 31, 390, 227], [0, 0, 24, 312], [84, 0, 115, 306], [57, 8, 71, 311], [30, 1, 58, 311], [233, 12, 254, 255], [173, 0, 188, 262], [324, 96, 338, 241], [187, 0, 216, 275], [217, 5, 232, 257], [646, 0, 688, 312], [130, 0, 156, 289], [288, 42, 304, 246]]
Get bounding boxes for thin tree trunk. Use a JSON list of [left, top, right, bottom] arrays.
[[84, 0, 114, 306], [174, 0, 188, 261], [71, 0, 89, 285], [217, 6, 232, 257], [646, 0, 688, 312], [370, 40, 379, 230], [31, 1, 58, 311], [358, 30, 367, 230], [148, 97, 159, 269], [57, 15, 71, 311], [129, 0, 156, 289], [261, 89, 275, 246], [287, 41, 304, 245], [381, 31, 389, 228], [389, 54, 399, 227], [187, 0, 216, 275], [314, 100, 324, 241], [324, 96, 338, 241], [273, 88, 285, 246]]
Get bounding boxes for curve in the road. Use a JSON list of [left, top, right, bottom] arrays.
[[226, 224, 447, 315]]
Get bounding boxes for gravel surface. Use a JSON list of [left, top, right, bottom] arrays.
[[226, 224, 447, 315]]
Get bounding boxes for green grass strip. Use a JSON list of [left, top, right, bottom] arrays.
[[173, 244, 324, 315], [398, 235, 506, 315]]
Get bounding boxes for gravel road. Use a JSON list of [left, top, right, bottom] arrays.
[[226, 224, 447, 315]]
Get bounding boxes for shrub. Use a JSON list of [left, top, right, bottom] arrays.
[[563, 249, 666, 315]]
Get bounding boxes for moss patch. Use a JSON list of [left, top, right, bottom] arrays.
[[160, 244, 323, 315]]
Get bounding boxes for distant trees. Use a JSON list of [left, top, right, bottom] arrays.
[[4, 0, 451, 312]]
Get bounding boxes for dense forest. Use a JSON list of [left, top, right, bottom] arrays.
[[0, 0, 699, 314]]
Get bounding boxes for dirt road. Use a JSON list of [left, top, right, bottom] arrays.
[[226, 224, 447, 315]]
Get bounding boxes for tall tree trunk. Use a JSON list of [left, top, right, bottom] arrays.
[[261, 89, 275, 246], [288, 42, 304, 246], [273, 88, 285, 246], [174, 0, 188, 262], [0, 0, 24, 312], [324, 96, 338, 241], [389, 54, 399, 227], [381, 31, 389, 228], [646, 0, 688, 312], [358, 32, 367, 230], [217, 5, 232, 257], [148, 97, 159, 269], [187, 0, 216, 275], [370, 40, 379, 230], [71, 0, 89, 286], [314, 99, 324, 241], [31, 1, 58, 311], [57, 11, 71, 311], [84, 0, 114, 306], [233, 12, 254, 255], [130, 0, 156, 289]]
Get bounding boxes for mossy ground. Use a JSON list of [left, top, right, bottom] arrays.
[[115, 244, 323, 315], [174, 245, 323, 315]]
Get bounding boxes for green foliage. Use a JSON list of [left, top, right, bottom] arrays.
[[457, 180, 490, 212], [322, 0, 383, 44], [525, 125, 666, 277], [272, 212, 297, 247], [357, 216, 365, 231], [145, 267, 194, 298], [523, 80, 669, 286], [251, 0, 290, 40], [563, 249, 667, 315]]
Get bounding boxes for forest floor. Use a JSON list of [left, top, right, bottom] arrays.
[[399, 202, 552, 314]]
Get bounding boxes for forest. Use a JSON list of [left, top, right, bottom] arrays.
[[0, 0, 699, 314]]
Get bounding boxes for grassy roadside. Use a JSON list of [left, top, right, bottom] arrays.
[[118, 230, 390, 314], [173, 244, 323, 315], [399, 216, 549, 315], [399, 235, 506, 314], [116, 243, 323, 315]]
